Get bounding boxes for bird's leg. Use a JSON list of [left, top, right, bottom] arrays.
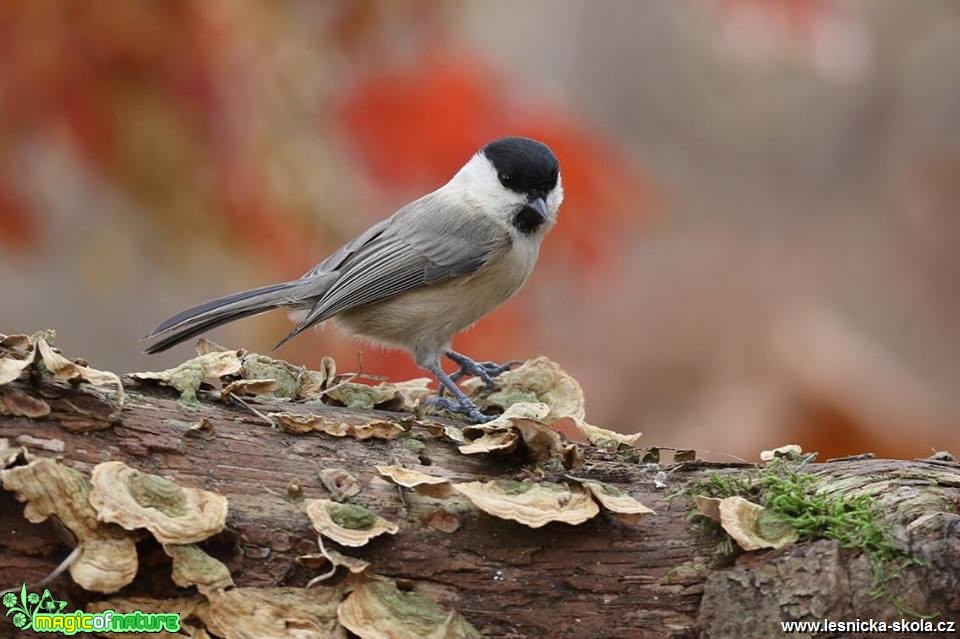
[[444, 350, 521, 391], [423, 361, 492, 423]]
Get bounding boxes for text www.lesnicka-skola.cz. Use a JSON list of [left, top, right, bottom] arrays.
[[781, 618, 957, 634]]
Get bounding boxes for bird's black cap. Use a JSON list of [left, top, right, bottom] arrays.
[[482, 136, 559, 197]]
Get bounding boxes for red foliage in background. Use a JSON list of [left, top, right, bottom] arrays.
[[718, 0, 832, 40], [0, 2, 654, 384], [0, 181, 38, 252], [332, 48, 655, 378], [337, 50, 653, 268]]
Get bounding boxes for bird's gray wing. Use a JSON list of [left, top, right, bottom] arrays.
[[300, 217, 393, 278], [278, 197, 506, 346]]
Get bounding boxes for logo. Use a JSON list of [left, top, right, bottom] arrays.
[[4, 584, 180, 635]]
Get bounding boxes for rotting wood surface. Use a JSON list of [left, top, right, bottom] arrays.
[[1, 378, 959, 638]]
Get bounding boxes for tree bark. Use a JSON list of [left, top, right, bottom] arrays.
[[1, 377, 959, 638]]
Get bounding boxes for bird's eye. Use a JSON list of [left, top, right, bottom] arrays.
[[498, 172, 511, 185]]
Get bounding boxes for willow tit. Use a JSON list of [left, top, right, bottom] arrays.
[[146, 136, 563, 422]]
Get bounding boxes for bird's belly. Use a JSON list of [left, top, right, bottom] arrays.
[[336, 242, 538, 357]]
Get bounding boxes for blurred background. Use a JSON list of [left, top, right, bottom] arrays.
[[2, 0, 958, 460]]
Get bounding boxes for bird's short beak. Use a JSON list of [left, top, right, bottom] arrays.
[[527, 196, 549, 222]]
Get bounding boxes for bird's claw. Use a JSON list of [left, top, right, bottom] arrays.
[[461, 359, 522, 387], [425, 395, 492, 424], [442, 353, 522, 396]]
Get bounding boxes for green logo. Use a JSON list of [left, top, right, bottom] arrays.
[[3, 584, 68, 630], [3, 584, 180, 635]]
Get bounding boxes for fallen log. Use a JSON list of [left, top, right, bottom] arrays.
[[1, 355, 959, 638]]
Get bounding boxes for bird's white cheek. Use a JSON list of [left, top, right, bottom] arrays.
[[548, 185, 564, 213]]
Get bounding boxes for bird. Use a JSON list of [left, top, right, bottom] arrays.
[[145, 136, 563, 423]]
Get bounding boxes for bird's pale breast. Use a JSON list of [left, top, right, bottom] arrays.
[[336, 237, 539, 361]]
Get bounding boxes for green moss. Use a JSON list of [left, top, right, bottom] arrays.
[[440, 497, 477, 514], [755, 509, 797, 542], [172, 544, 223, 573], [128, 471, 188, 518], [484, 389, 542, 409], [660, 560, 708, 584], [368, 580, 482, 637], [373, 580, 448, 625], [640, 447, 661, 464], [329, 503, 376, 530], [689, 518, 738, 566], [169, 364, 205, 406], [31, 329, 57, 345], [240, 354, 299, 398], [493, 479, 535, 495], [682, 471, 755, 500], [684, 459, 913, 595], [596, 482, 623, 497], [537, 459, 565, 473], [401, 438, 426, 455]]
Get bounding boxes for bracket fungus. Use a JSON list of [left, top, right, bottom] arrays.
[[325, 377, 432, 412], [0, 333, 123, 403], [463, 357, 583, 423], [36, 339, 124, 404], [463, 356, 644, 450], [238, 353, 307, 398], [694, 495, 723, 521], [0, 336, 36, 385], [220, 378, 279, 399], [760, 443, 804, 462], [375, 465, 452, 499], [131, 350, 243, 404], [193, 339, 337, 400], [272, 412, 406, 440], [164, 543, 235, 594], [306, 499, 399, 547], [0, 458, 138, 593], [194, 337, 232, 355], [417, 421, 468, 444], [573, 478, 655, 524], [574, 422, 643, 450], [457, 429, 518, 455], [422, 508, 462, 533], [512, 417, 583, 468], [463, 356, 629, 448], [0, 438, 31, 469], [298, 547, 371, 575], [718, 496, 799, 551], [145, 339, 428, 411], [457, 403, 581, 467], [463, 402, 549, 433], [203, 587, 346, 639], [457, 402, 548, 456], [184, 416, 216, 440], [452, 479, 599, 528], [322, 382, 395, 410], [89, 461, 228, 545], [337, 577, 481, 639], [296, 355, 338, 399]]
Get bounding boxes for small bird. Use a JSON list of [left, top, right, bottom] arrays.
[[145, 136, 563, 422]]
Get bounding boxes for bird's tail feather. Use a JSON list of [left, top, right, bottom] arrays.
[[144, 276, 333, 354]]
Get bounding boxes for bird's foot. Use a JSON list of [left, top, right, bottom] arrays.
[[424, 395, 492, 424], [445, 351, 522, 391]]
